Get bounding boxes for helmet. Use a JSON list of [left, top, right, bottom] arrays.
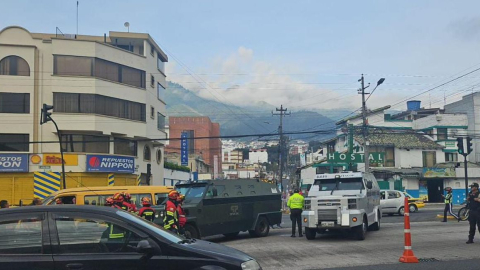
[[141, 197, 151, 206], [105, 197, 114, 206], [122, 192, 131, 201], [168, 190, 179, 200], [113, 193, 124, 202], [177, 194, 185, 202], [55, 198, 62, 204]]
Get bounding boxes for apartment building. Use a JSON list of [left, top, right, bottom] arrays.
[[0, 26, 168, 203]]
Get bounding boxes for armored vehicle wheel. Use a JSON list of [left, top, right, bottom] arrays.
[[184, 224, 200, 239], [223, 231, 240, 239], [305, 228, 316, 240], [353, 216, 367, 240], [370, 211, 381, 231], [249, 216, 269, 237]]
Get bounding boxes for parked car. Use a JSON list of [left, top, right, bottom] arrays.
[[0, 205, 262, 270]]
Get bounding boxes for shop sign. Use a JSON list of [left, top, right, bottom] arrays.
[[43, 154, 78, 166], [422, 167, 456, 178], [0, 154, 29, 172], [327, 152, 385, 163], [86, 155, 135, 173]]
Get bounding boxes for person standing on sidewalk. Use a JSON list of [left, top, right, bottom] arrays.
[[441, 187, 459, 222], [287, 189, 304, 237], [466, 183, 480, 244]]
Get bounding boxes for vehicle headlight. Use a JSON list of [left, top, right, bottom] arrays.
[[241, 259, 261, 270], [348, 199, 357, 209], [304, 200, 311, 210]]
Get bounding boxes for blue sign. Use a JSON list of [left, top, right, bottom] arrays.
[[86, 155, 135, 173], [0, 154, 29, 172], [181, 132, 189, 166]]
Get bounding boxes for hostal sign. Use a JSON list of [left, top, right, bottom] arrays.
[[327, 152, 385, 163]]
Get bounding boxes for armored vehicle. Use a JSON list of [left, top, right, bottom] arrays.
[[174, 179, 282, 239], [302, 172, 381, 240]]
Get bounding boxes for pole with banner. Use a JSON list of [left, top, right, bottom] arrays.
[[181, 132, 189, 167]]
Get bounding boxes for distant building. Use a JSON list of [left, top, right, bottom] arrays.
[[166, 116, 222, 176]]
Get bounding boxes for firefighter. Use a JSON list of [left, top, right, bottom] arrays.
[[121, 192, 137, 213], [177, 194, 187, 236], [441, 187, 459, 222], [164, 190, 180, 233], [467, 183, 480, 244], [139, 197, 155, 222]]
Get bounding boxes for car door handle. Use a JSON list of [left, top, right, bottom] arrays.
[[66, 263, 83, 270]]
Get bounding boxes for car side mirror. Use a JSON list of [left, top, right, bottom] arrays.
[[212, 188, 218, 197], [366, 181, 373, 189], [136, 240, 153, 254]]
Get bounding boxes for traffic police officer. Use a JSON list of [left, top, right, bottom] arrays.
[[442, 187, 459, 222], [467, 183, 480, 244], [287, 188, 305, 237]]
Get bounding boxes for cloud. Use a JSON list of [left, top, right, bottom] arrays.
[[168, 47, 375, 111]]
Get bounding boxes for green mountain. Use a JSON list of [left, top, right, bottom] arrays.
[[165, 82, 336, 140]]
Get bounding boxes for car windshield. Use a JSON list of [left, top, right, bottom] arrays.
[[116, 211, 184, 243], [313, 178, 364, 191], [176, 185, 207, 204]]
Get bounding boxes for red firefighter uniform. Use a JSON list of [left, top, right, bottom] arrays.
[[139, 197, 155, 222], [164, 191, 179, 232]]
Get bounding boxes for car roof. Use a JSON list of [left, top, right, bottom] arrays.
[[0, 205, 120, 215]]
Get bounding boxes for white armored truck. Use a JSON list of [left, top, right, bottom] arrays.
[[302, 172, 382, 240]]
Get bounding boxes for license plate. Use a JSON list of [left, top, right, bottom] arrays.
[[321, 221, 334, 227]]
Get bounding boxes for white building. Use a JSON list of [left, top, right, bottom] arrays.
[[0, 26, 168, 203]]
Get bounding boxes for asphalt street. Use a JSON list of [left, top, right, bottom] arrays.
[[214, 205, 477, 270]]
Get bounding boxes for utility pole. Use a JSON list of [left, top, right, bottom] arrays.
[[359, 75, 370, 172], [273, 105, 290, 192]]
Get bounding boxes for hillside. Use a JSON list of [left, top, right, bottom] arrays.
[[165, 82, 336, 140]]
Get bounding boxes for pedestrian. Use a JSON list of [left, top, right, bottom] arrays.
[[287, 188, 305, 237], [139, 197, 155, 222], [466, 183, 480, 244], [0, 200, 9, 209], [31, 198, 42, 206], [441, 187, 459, 222], [164, 190, 180, 234]]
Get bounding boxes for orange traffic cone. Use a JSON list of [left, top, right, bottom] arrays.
[[399, 196, 419, 263]]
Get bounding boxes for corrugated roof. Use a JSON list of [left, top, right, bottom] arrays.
[[354, 131, 443, 149]]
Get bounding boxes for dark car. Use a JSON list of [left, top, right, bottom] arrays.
[[0, 205, 262, 270]]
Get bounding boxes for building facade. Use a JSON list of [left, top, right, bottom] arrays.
[[0, 26, 168, 204]]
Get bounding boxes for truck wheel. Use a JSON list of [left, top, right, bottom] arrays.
[[353, 216, 367, 240], [184, 224, 200, 239], [370, 211, 381, 231], [398, 206, 405, 216], [305, 228, 316, 240], [250, 216, 269, 237], [223, 231, 240, 239]]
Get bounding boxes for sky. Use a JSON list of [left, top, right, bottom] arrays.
[[3, 0, 480, 117]]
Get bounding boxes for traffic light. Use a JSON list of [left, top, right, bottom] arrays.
[[467, 137, 473, 155], [40, 104, 54, 125], [457, 137, 465, 155], [146, 163, 152, 185]]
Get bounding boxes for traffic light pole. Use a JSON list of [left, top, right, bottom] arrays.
[[49, 118, 67, 189]]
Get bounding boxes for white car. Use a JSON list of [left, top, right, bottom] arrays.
[[380, 190, 409, 216]]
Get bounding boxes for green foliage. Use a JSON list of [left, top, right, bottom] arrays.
[[164, 161, 190, 172]]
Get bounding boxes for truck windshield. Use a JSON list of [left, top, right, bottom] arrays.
[[176, 185, 207, 204], [314, 178, 364, 191]]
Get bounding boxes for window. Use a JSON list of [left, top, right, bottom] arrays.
[[150, 106, 155, 119], [53, 55, 146, 88], [0, 216, 42, 254], [143, 145, 151, 161], [0, 55, 30, 76], [157, 83, 165, 101], [157, 57, 165, 74], [114, 138, 137, 156], [54, 93, 146, 122], [0, 134, 29, 151], [61, 134, 110, 153], [437, 128, 448, 140], [54, 215, 143, 254], [156, 149, 162, 165], [150, 75, 155, 87], [445, 153, 458, 162], [157, 112, 165, 131], [0, 93, 29, 113], [422, 151, 437, 167]]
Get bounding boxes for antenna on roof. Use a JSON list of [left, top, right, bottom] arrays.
[[124, 22, 130, 33]]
